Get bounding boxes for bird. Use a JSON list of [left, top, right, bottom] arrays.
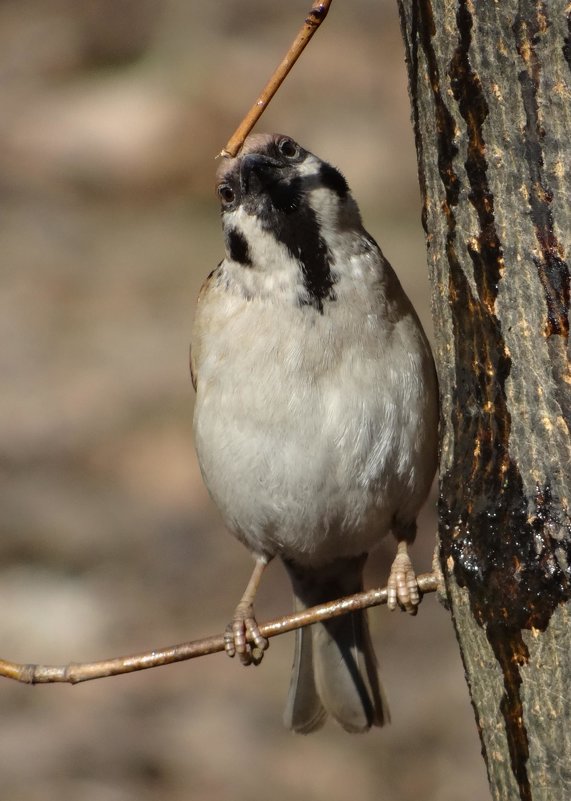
[[190, 133, 438, 733]]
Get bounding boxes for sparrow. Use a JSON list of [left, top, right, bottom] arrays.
[[190, 133, 438, 733]]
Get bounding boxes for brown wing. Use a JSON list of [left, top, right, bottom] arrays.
[[189, 264, 222, 393], [189, 343, 197, 391]]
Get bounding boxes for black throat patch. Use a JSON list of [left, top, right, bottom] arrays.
[[261, 176, 337, 313]]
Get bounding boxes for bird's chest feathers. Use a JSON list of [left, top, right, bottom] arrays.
[[197, 289, 378, 418], [194, 286, 406, 499], [193, 292, 406, 559]]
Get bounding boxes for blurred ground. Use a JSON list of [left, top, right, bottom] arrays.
[[0, 1, 489, 800]]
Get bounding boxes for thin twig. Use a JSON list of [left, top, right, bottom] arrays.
[[220, 1, 333, 158], [0, 572, 438, 686]]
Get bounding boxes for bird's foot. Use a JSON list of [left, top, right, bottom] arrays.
[[387, 542, 420, 615], [224, 602, 269, 666]]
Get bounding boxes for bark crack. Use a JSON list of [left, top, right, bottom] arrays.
[[514, 2, 570, 339]]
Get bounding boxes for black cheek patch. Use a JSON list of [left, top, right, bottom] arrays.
[[226, 228, 252, 266], [319, 163, 349, 198]]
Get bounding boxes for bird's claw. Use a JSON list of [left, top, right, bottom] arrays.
[[224, 604, 269, 666], [387, 551, 420, 615]]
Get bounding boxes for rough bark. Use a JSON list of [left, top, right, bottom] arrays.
[[397, 2, 571, 799]]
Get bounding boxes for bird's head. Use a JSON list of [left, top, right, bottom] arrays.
[[215, 134, 364, 312]]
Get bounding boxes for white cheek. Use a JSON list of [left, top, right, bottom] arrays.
[[223, 207, 304, 300], [296, 155, 322, 178], [225, 206, 282, 262], [309, 186, 340, 225]]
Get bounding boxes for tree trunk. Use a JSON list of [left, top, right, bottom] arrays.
[[397, 2, 571, 799]]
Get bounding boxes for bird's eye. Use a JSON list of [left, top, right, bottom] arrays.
[[218, 184, 235, 204], [277, 138, 299, 159]]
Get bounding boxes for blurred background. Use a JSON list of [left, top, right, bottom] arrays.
[[0, 1, 488, 799]]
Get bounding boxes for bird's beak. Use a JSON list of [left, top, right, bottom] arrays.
[[239, 153, 283, 194]]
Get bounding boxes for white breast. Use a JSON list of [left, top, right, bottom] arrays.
[[192, 258, 437, 567]]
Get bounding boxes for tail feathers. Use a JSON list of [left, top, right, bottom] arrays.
[[313, 608, 389, 732], [283, 556, 390, 734], [283, 600, 327, 733]]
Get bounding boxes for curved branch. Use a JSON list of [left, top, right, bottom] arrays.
[[0, 571, 438, 685], [220, 1, 333, 158]]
